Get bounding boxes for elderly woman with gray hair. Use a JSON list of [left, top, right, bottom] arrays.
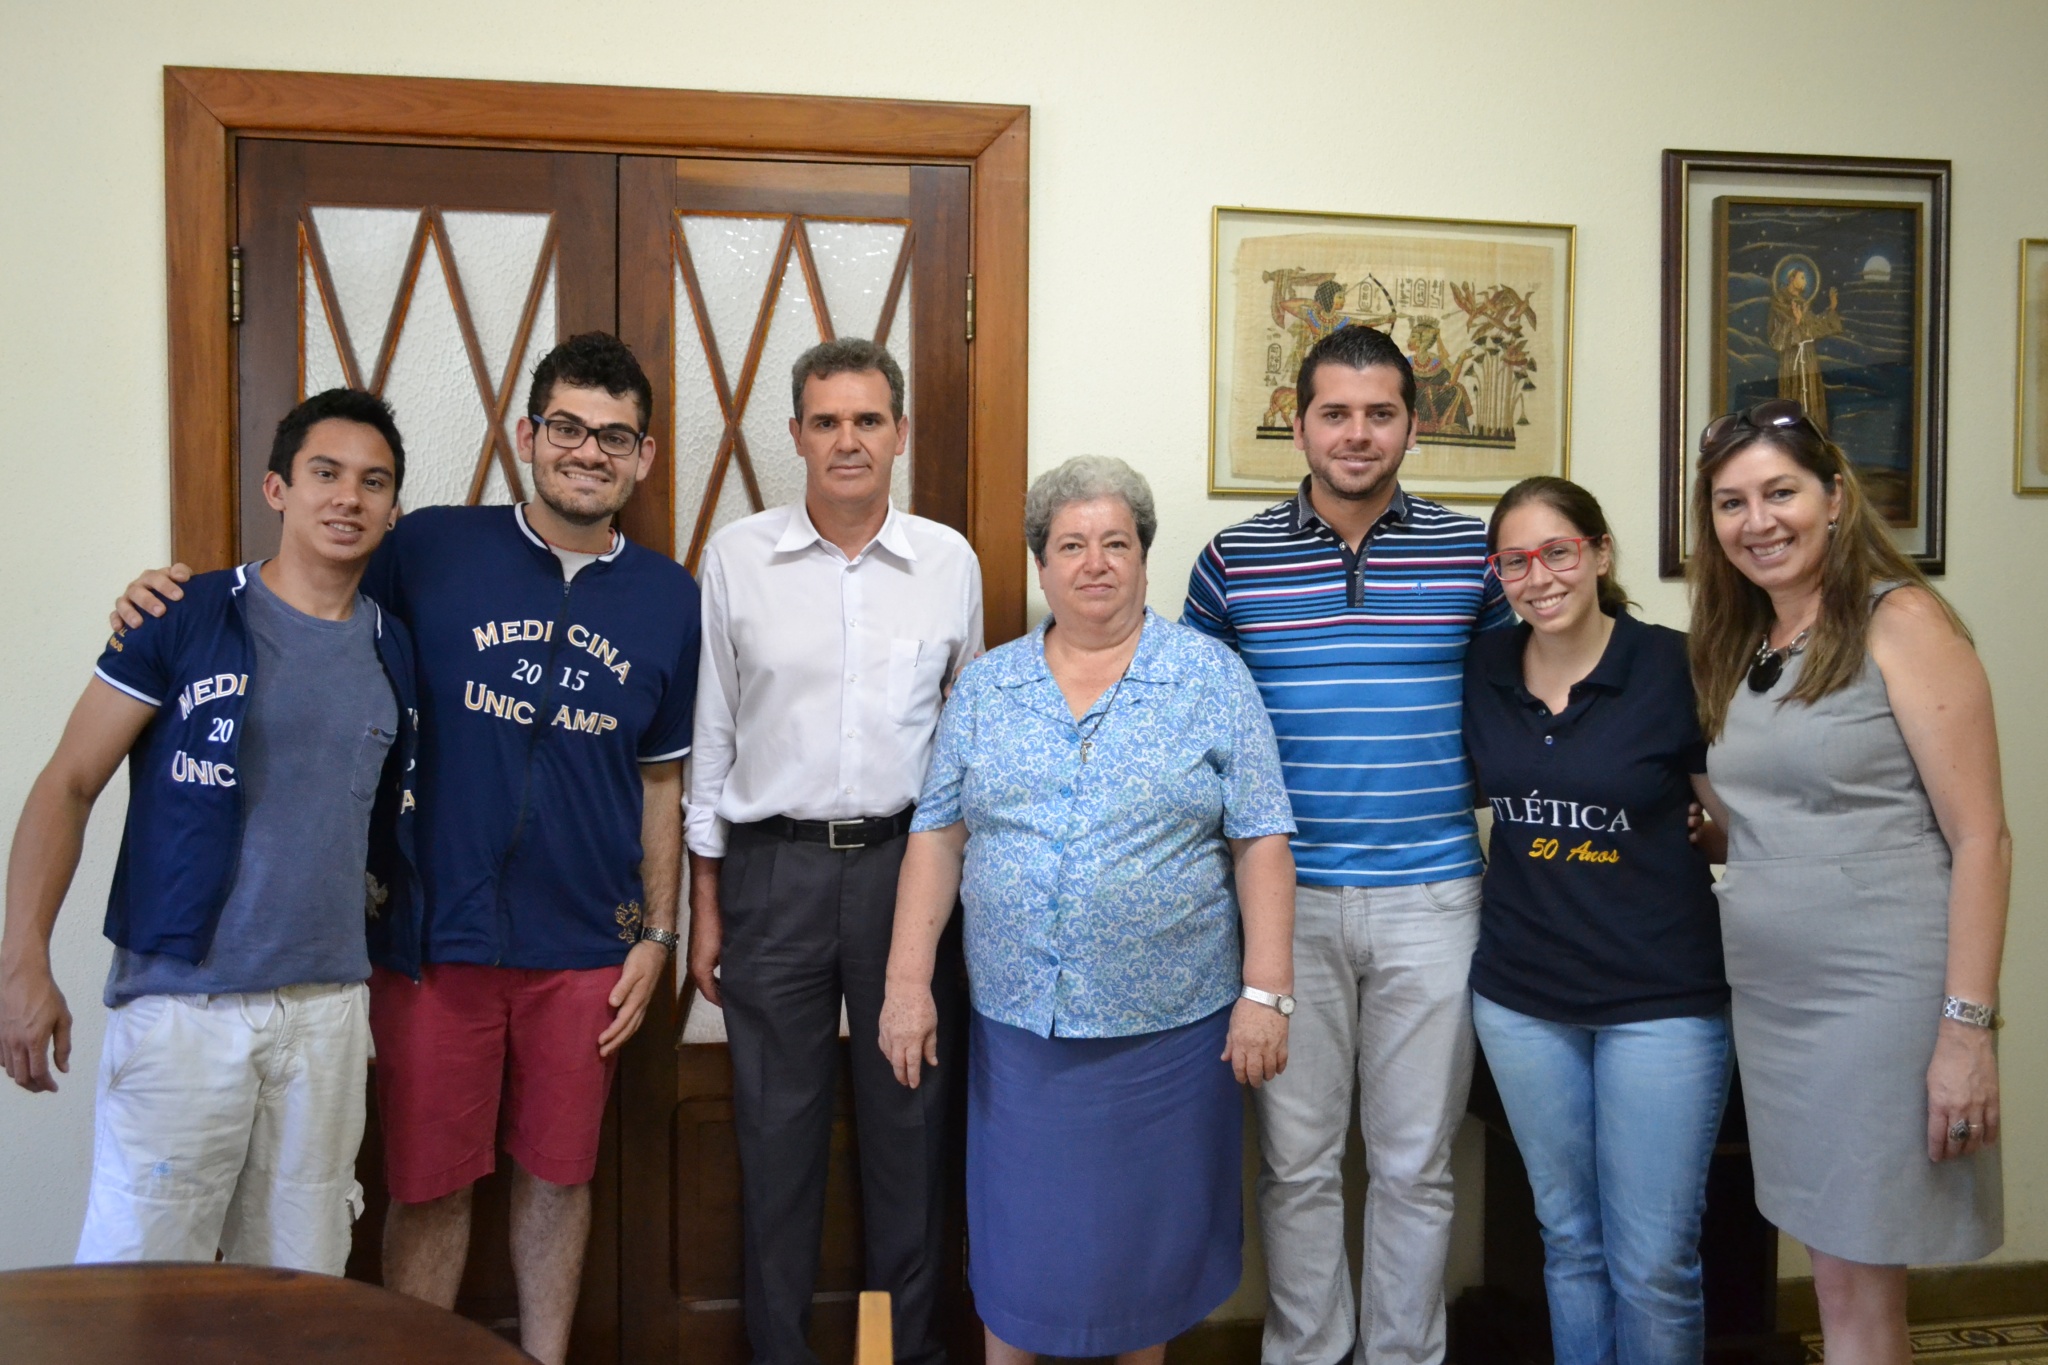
[[879, 456, 1297, 1365]]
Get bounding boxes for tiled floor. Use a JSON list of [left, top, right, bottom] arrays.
[[1801, 1315, 2048, 1363]]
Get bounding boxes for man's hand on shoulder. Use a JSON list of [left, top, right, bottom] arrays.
[[110, 564, 193, 633], [0, 959, 71, 1093]]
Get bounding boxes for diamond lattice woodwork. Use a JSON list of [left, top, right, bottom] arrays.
[[298, 205, 561, 509], [669, 211, 913, 569]]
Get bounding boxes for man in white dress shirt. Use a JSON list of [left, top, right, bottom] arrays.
[[687, 338, 983, 1365]]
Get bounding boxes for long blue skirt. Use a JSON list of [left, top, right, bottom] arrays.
[[967, 1007, 1242, 1356]]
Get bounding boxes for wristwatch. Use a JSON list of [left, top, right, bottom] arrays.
[[1241, 985, 1295, 1017], [638, 926, 680, 956], [1942, 995, 2001, 1029]]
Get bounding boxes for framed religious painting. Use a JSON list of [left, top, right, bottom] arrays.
[[2016, 239, 2048, 495], [1659, 150, 1951, 575], [1209, 206, 1575, 502]]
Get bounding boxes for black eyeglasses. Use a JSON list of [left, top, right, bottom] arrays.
[[531, 414, 644, 459], [1699, 399, 1819, 461]]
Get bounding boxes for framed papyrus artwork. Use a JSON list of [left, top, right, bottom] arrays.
[[1208, 206, 1575, 501]]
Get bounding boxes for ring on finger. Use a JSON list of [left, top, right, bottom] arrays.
[[1948, 1117, 1972, 1144]]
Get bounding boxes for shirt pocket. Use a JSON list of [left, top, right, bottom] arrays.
[[886, 638, 946, 726], [350, 724, 396, 802]]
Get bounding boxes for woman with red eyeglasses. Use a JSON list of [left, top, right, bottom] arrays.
[[1461, 476, 1729, 1365], [1689, 400, 2006, 1363]]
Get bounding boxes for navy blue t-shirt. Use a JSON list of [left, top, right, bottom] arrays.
[[364, 504, 699, 971], [1462, 609, 1726, 1025]]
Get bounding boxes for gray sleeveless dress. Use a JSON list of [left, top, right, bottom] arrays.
[[1708, 622, 2001, 1264]]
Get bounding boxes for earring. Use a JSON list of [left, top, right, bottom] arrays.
[[1827, 520, 1838, 535]]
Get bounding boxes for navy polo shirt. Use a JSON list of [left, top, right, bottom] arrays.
[[363, 504, 699, 972], [1461, 609, 1727, 1025]]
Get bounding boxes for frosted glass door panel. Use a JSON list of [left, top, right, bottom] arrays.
[[381, 241, 491, 508], [740, 263, 826, 517], [309, 206, 418, 378], [681, 215, 788, 379], [301, 256, 349, 398], [669, 210, 915, 569], [299, 206, 558, 510], [670, 260, 724, 550], [441, 211, 552, 380], [803, 220, 907, 342]]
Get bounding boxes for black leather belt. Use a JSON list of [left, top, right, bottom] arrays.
[[750, 807, 915, 850]]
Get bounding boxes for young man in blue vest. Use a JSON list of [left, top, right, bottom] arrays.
[[1185, 325, 1512, 1365], [1, 388, 422, 1275], [109, 334, 700, 1365]]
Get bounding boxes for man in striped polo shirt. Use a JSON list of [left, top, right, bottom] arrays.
[[1184, 325, 1511, 1365]]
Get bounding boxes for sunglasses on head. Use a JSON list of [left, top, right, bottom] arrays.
[[1699, 399, 1818, 461]]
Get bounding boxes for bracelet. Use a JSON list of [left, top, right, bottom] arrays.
[[638, 926, 680, 956], [1941, 995, 2000, 1029]]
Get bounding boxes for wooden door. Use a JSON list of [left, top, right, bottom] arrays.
[[612, 156, 976, 1365], [234, 138, 978, 1364], [235, 139, 616, 555]]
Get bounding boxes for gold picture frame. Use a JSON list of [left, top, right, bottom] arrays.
[[2016, 238, 2048, 496], [1207, 205, 1575, 501]]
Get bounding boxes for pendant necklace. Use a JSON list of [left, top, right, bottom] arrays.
[[1077, 670, 1129, 763], [1747, 627, 1811, 693]]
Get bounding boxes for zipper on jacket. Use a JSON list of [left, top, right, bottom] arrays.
[[490, 573, 575, 964]]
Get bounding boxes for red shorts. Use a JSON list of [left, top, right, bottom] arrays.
[[368, 963, 623, 1204]]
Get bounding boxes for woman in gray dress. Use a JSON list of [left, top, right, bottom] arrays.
[[1686, 400, 2009, 1364], [1687, 401, 2007, 1358]]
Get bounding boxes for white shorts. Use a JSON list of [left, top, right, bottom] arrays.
[[76, 981, 370, 1274]]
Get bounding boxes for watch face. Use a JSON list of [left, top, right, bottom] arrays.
[[1278, 995, 1295, 1016]]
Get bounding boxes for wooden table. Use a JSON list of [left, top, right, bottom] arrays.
[[0, 1263, 532, 1363]]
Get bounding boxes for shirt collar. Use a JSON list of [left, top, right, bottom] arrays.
[[1000, 607, 1176, 688], [1579, 607, 1643, 692], [1485, 607, 1642, 696], [514, 503, 624, 561], [1290, 477, 1410, 537], [774, 499, 917, 563]]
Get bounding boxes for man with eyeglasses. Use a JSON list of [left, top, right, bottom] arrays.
[[1183, 324, 1511, 1365], [112, 332, 700, 1365]]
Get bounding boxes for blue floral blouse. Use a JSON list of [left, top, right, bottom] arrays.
[[912, 608, 1296, 1039]]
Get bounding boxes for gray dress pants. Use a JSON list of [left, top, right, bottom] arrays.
[[719, 821, 963, 1365]]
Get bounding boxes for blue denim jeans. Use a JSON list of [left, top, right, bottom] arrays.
[[1471, 995, 1731, 1365]]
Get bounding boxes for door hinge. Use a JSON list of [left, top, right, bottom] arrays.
[[229, 245, 244, 325], [964, 273, 975, 343]]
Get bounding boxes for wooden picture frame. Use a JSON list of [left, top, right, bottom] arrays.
[[1659, 149, 1951, 576], [2016, 238, 2048, 495], [1209, 205, 1574, 503], [162, 66, 1030, 641]]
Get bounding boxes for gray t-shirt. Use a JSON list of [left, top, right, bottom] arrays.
[[106, 567, 398, 1004]]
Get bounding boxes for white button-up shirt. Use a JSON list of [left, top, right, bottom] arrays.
[[685, 500, 984, 857]]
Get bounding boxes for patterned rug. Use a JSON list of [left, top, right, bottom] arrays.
[[1802, 1316, 2048, 1363]]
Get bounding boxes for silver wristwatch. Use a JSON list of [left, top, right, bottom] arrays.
[[638, 926, 680, 956], [1942, 995, 2000, 1029], [1241, 985, 1295, 1017]]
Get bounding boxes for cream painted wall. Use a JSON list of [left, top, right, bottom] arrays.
[[2, 0, 2042, 1308]]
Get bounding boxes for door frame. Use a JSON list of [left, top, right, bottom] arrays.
[[162, 65, 1029, 642]]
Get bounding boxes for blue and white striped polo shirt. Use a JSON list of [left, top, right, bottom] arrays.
[[1182, 482, 1512, 887]]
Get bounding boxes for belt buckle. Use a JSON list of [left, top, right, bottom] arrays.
[[827, 818, 865, 850]]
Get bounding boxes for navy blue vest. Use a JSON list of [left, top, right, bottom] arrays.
[[94, 564, 423, 967]]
